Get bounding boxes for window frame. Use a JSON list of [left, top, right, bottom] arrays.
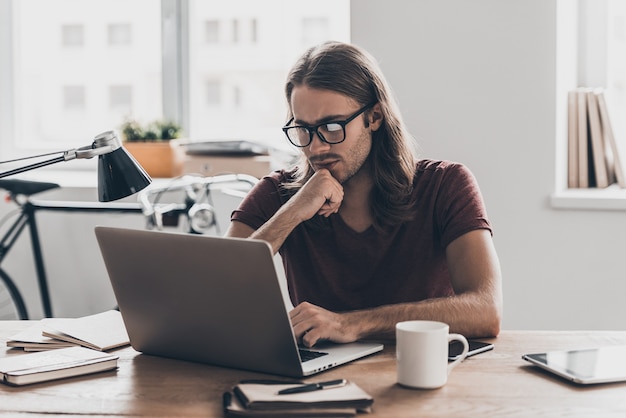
[[551, 0, 626, 210], [0, 0, 15, 160]]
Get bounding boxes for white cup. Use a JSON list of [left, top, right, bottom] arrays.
[[396, 320, 469, 389]]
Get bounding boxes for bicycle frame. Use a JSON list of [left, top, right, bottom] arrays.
[[0, 205, 31, 319], [0, 199, 144, 319]]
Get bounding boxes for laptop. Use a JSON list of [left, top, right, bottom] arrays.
[[522, 346, 626, 385], [94, 226, 383, 377]]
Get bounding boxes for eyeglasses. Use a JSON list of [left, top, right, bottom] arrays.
[[282, 102, 376, 148]]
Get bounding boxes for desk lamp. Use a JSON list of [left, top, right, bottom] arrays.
[[0, 131, 152, 201]]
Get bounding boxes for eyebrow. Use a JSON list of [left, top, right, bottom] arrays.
[[294, 112, 350, 126]]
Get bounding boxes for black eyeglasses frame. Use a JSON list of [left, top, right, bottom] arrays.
[[282, 102, 377, 148]]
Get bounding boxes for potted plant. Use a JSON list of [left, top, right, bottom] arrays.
[[120, 118, 186, 178]]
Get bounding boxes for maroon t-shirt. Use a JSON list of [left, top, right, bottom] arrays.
[[231, 159, 492, 312]]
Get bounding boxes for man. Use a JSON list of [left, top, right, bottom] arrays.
[[226, 41, 502, 347]]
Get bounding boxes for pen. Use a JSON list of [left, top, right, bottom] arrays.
[[222, 392, 231, 411], [277, 379, 347, 395]]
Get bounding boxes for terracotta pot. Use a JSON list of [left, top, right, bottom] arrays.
[[123, 140, 185, 178]]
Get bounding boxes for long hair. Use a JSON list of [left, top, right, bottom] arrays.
[[284, 41, 418, 229]]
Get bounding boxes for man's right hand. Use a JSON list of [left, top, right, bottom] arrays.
[[226, 169, 344, 255], [288, 169, 344, 221]]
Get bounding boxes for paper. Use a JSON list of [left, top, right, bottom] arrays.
[[6, 322, 75, 351], [41, 310, 130, 351]]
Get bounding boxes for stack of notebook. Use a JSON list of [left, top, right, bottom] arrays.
[[5, 310, 129, 352], [223, 380, 374, 417], [1, 310, 128, 386]]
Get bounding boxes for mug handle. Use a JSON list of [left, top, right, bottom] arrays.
[[447, 334, 469, 374]]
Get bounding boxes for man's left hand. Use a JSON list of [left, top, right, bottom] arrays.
[[289, 302, 358, 347]]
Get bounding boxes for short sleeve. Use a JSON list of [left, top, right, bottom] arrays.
[[230, 171, 286, 230], [435, 163, 492, 248]]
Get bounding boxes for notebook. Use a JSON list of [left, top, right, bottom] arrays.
[[522, 345, 626, 384], [94, 226, 383, 377]]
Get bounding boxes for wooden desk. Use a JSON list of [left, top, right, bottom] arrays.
[[1, 322, 626, 417]]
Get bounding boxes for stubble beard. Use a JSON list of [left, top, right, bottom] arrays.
[[306, 129, 373, 185], [337, 129, 373, 185]]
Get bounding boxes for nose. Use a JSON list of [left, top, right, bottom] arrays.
[[308, 130, 331, 153]]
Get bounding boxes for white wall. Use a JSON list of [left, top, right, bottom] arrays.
[[352, 0, 626, 331]]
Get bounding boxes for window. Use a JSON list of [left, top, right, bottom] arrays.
[[205, 20, 219, 44], [233, 85, 241, 108], [577, 0, 626, 151], [232, 19, 239, 43], [605, 1, 626, 139], [301, 17, 329, 46], [250, 18, 257, 43], [61, 24, 84, 47], [0, 0, 349, 160], [551, 0, 626, 209], [205, 80, 221, 106], [63, 85, 85, 109], [186, 0, 349, 144], [1, 0, 161, 152], [108, 23, 132, 46], [109, 85, 132, 110]]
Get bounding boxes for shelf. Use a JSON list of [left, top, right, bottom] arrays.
[[550, 185, 626, 210]]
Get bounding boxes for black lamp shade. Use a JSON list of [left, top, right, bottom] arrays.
[[97, 147, 152, 202]]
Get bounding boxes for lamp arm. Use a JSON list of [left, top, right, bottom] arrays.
[[0, 155, 66, 179], [70, 130, 122, 160], [0, 131, 123, 179]]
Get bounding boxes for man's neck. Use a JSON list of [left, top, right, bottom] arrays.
[[339, 165, 374, 232]]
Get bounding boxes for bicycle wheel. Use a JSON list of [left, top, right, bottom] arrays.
[[0, 271, 27, 320]]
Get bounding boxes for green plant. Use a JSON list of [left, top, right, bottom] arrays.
[[120, 118, 182, 142]]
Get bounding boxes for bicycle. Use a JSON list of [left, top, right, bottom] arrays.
[[137, 174, 258, 235], [0, 173, 257, 320]]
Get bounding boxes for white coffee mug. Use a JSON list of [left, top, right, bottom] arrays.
[[396, 320, 469, 389]]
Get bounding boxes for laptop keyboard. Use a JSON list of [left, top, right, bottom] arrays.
[[299, 348, 328, 362]]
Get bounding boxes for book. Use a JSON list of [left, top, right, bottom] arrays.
[[577, 88, 590, 188], [6, 322, 75, 351], [0, 346, 118, 386], [184, 140, 269, 156], [586, 89, 610, 188], [231, 381, 373, 412], [595, 90, 626, 188], [41, 310, 130, 351], [223, 392, 358, 417], [567, 90, 579, 188]]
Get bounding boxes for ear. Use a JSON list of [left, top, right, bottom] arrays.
[[368, 103, 383, 132]]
